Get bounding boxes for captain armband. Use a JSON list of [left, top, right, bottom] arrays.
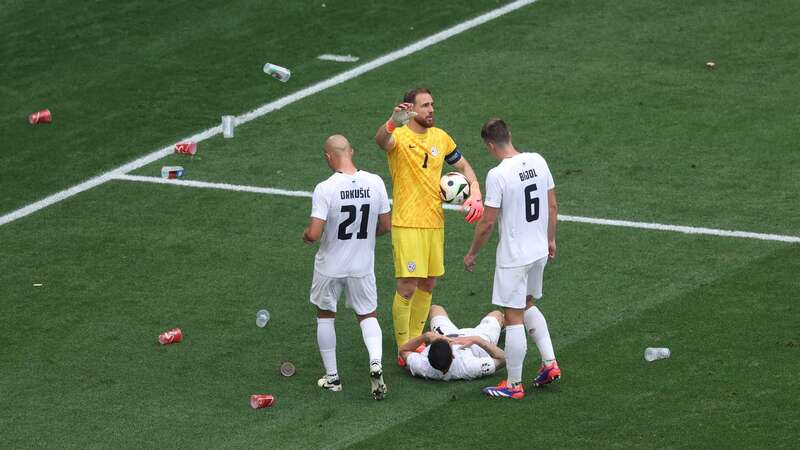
[[444, 148, 462, 165]]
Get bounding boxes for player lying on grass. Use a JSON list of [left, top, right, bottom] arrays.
[[397, 305, 505, 381]]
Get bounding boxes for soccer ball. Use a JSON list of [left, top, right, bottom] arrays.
[[439, 172, 470, 204]]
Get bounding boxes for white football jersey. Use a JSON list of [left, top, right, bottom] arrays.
[[406, 343, 496, 381], [310, 170, 390, 277], [484, 152, 555, 268]]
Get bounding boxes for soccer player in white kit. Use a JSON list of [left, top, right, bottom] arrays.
[[397, 305, 506, 381], [463, 119, 560, 400], [302, 135, 392, 400]]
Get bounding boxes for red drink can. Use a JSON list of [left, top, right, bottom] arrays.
[[28, 109, 52, 125], [174, 142, 197, 155], [250, 394, 275, 409], [158, 328, 183, 345]]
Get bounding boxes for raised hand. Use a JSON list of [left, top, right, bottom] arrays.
[[390, 102, 417, 127]]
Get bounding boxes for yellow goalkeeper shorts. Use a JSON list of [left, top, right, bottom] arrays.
[[391, 226, 445, 278]]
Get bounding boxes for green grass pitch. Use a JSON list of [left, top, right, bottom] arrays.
[[1, 0, 798, 448]]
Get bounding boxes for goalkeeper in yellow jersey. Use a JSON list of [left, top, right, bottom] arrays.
[[374, 87, 484, 348]]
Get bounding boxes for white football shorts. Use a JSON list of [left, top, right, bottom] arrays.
[[492, 255, 548, 309], [430, 314, 502, 345], [310, 270, 377, 315]]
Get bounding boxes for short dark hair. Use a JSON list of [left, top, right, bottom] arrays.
[[427, 339, 453, 373], [481, 118, 511, 145], [403, 87, 432, 105]]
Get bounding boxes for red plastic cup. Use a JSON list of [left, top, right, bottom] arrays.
[[250, 394, 275, 409], [174, 142, 197, 155], [28, 109, 52, 125], [158, 328, 183, 345]]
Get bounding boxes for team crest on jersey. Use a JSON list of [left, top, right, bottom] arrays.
[[430, 146, 439, 156], [407, 261, 417, 273]]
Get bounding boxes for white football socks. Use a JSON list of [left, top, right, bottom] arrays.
[[317, 318, 338, 377], [359, 317, 383, 366], [504, 324, 527, 386], [524, 306, 556, 363]]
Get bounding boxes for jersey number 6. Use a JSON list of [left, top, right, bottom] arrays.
[[524, 183, 539, 222], [338, 204, 370, 240]]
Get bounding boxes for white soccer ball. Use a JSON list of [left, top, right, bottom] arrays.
[[439, 172, 470, 204]]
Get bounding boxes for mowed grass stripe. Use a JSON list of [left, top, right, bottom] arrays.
[[0, 0, 537, 228], [112, 174, 800, 243], [349, 244, 800, 449], [0, 181, 782, 447]]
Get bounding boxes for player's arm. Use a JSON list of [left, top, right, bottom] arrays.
[[548, 188, 557, 260], [463, 205, 499, 272], [449, 156, 484, 224], [302, 217, 326, 244], [376, 212, 391, 236], [452, 335, 505, 360], [450, 156, 482, 202], [398, 331, 441, 365], [452, 335, 506, 369], [374, 102, 416, 152]]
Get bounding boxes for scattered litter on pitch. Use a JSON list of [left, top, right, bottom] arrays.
[[28, 109, 52, 125], [263, 63, 291, 82], [174, 142, 197, 155], [256, 309, 270, 328], [250, 394, 275, 409], [280, 362, 296, 377], [160, 166, 185, 179], [644, 347, 670, 362], [158, 328, 183, 345]]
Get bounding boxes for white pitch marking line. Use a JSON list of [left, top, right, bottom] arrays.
[[317, 54, 360, 63], [113, 174, 313, 198], [0, 0, 540, 228], [112, 174, 800, 244]]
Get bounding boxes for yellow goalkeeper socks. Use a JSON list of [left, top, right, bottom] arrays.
[[408, 288, 433, 339], [392, 292, 411, 347]]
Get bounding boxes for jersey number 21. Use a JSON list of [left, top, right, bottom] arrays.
[[338, 204, 370, 240]]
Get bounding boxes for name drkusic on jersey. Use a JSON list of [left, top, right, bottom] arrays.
[[310, 171, 390, 278]]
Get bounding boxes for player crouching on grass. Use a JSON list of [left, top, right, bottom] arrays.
[[302, 135, 392, 400], [464, 119, 561, 400], [397, 305, 506, 381]]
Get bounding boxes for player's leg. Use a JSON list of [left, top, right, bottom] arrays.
[[347, 274, 387, 400], [523, 256, 560, 387], [409, 275, 436, 338], [356, 311, 386, 400], [483, 265, 527, 399], [348, 274, 386, 400], [474, 310, 504, 344], [391, 227, 426, 346], [311, 272, 343, 391], [429, 304, 448, 319], [503, 308, 527, 387], [409, 228, 444, 338], [428, 305, 459, 336], [393, 277, 418, 346]]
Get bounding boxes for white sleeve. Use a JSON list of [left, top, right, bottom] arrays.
[[310, 183, 329, 221], [483, 169, 503, 208], [376, 176, 391, 214], [405, 352, 426, 377]]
